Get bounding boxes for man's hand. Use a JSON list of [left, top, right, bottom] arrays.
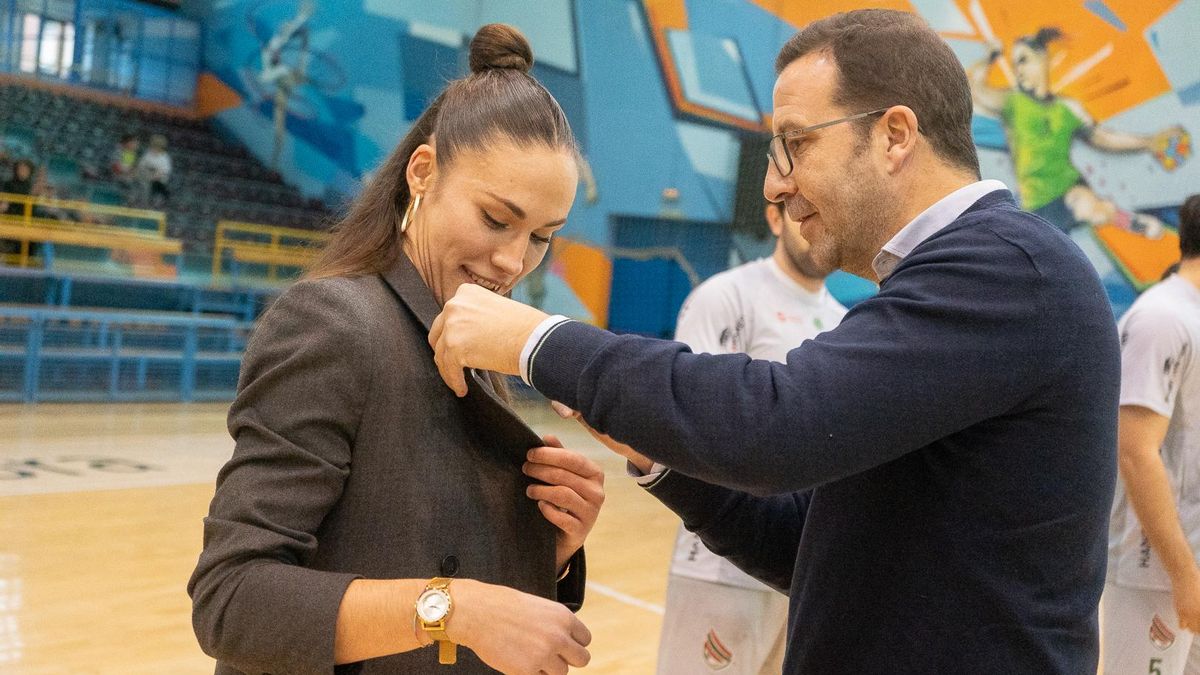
[[429, 283, 550, 396], [550, 401, 656, 475], [523, 435, 605, 572]]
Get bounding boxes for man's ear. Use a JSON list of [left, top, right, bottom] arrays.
[[879, 106, 919, 174]]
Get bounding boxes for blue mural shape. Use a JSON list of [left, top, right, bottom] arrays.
[[667, 29, 761, 125]]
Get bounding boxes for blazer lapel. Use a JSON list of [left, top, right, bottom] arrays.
[[379, 254, 544, 462], [380, 253, 441, 333]]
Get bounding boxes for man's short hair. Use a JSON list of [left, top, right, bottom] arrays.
[[1180, 194, 1200, 259], [775, 9, 980, 177]]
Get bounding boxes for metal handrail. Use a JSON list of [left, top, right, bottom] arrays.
[[0, 192, 167, 235], [213, 219, 329, 280]]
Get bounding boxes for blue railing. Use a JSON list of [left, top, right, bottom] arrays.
[[0, 303, 250, 402]]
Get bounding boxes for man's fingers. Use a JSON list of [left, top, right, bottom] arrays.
[[541, 434, 564, 449], [550, 401, 578, 419], [434, 349, 468, 397], [562, 641, 591, 669], [570, 617, 593, 647], [434, 352, 468, 397], [429, 310, 468, 396]]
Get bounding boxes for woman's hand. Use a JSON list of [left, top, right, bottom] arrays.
[[523, 435, 605, 572], [447, 579, 591, 675], [550, 401, 656, 475]]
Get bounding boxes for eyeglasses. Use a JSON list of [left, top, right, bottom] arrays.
[[767, 107, 892, 177]]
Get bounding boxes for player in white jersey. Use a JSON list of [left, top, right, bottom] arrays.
[[656, 202, 847, 675], [1105, 194, 1200, 675]]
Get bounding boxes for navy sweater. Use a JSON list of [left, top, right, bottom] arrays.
[[531, 191, 1119, 673]]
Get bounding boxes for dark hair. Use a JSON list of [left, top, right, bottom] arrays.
[[775, 9, 979, 177], [119, 134, 137, 144], [1016, 27, 1063, 53], [310, 23, 576, 280], [1181, 194, 1200, 260]]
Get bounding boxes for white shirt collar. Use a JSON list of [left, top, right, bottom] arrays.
[[871, 179, 1008, 281]]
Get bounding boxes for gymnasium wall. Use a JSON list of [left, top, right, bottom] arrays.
[[190, 0, 1198, 328]]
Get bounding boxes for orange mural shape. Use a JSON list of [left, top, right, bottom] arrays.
[[749, 0, 915, 29], [196, 72, 244, 119], [1094, 225, 1181, 290], [552, 238, 614, 327], [960, 0, 1176, 122]]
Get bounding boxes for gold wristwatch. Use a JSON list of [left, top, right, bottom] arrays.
[[415, 577, 456, 664]]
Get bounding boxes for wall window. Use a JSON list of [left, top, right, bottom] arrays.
[[1, 0, 199, 106]]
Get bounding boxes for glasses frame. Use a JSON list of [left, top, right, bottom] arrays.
[[767, 107, 892, 177]]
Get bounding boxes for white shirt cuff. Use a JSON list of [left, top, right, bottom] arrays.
[[519, 315, 573, 386], [629, 461, 670, 487]]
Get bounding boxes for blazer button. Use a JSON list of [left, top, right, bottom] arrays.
[[440, 555, 459, 577]]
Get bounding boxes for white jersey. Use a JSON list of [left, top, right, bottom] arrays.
[[1109, 274, 1200, 591], [671, 256, 847, 589]]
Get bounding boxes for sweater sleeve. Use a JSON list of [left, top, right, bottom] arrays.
[[647, 472, 809, 592], [188, 279, 377, 675], [530, 231, 1047, 496]]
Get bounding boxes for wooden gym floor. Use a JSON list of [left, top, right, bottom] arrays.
[[0, 401, 680, 674]]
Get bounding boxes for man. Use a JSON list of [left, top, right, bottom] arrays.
[[430, 10, 1118, 672], [658, 202, 846, 675], [1105, 194, 1200, 675]]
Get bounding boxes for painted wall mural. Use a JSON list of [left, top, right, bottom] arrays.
[[192, 0, 1198, 326]]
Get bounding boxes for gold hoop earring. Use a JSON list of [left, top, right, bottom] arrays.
[[400, 193, 422, 234]]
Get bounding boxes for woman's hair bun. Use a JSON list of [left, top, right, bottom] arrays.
[[468, 23, 534, 74]]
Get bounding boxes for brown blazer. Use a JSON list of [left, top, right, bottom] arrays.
[[188, 255, 585, 674]]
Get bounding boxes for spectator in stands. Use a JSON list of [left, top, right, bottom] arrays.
[[189, 24, 599, 674], [0, 159, 39, 262], [135, 134, 171, 207], [31, 182, 82, 223], [109, 134, 139, 186], [1, 159, 36, 216]]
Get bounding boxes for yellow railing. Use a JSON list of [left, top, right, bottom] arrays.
[[212, 220, 329, 281], [0, 191, 167, 235], [0, 192, 175, 268]]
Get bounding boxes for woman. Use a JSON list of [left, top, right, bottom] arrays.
[[189, 24, 603, 674]]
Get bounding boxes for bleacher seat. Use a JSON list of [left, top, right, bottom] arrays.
[[0, 81, 333, 267]]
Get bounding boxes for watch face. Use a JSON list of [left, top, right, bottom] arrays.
[[417, 589, 450, 622]]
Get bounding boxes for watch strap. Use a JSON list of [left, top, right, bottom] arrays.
[[417, 577, 457, 665]]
